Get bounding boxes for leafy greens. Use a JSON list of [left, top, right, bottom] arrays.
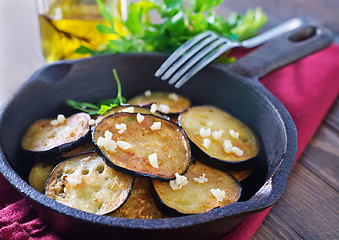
[[76, 0, 267, 62], [66, 69, 126, 115]]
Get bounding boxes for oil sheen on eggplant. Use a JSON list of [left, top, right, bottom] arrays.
[[152, 159, 241, 216], [179, 106, 259, 170], [93, 112, 191, 180], [45, 152, 134, 215], [21, 113, 91, 158]]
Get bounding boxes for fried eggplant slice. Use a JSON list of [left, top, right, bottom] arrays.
[[93, 113, 191, 180], [152, 159, 241, 216], [28, 162, 55, 193], [109, 177, 165, 219], [21, 113, 91, 158], [127, 91, 191, 114], [179, 106, 259, 170], [60, 142, 96, 159], [45, 152, 134, 215], [229, 168, 253, 182], [96, 105, 166, 124]]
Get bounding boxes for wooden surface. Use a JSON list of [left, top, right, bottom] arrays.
[[0, 0, 338, 239], [220, 1, 339, 239]]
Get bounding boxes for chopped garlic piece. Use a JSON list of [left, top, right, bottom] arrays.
[[229, 129, 240, 139], [144, 90, 151, 96], [50, 120, 59, 126], [121, 107, 134, 113], [206, 121, 214, 126], [168, 93, 179, 101], [212, 129, 224, 140], [148, 153, 158, 169], [50, 114, 66, 126], [232, 146, 244, 156], [210, 188, 226, 202], [150, 103, 157, 113], [193, 173, 208, 183], [199, 128, 211, 138], [223, 140, 233, 153], [150, 122, 161, 130], [136, 113, 144, 123], [67, 173, 82, 187], [89, 119, 96, 126], [57, 114, 66, 123], [116, 123, 127, 134], [158, 104, 170, 114], [170, 173, 188, 190], [202, 138, 211, 149], [97, 130, 117, 152], [117, 140, 132, 150]]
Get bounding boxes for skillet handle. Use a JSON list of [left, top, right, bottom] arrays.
[[226, 19, 333, 79]]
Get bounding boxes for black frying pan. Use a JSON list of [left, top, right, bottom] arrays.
[[0, 20, 332, 240]]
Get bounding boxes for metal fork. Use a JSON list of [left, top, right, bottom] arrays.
[[155, 18, 304, 88]]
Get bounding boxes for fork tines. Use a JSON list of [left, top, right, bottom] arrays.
[[155, 31, 233, 88]]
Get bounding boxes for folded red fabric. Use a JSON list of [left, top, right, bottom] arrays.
[[223, 43, 339, 240], [0, 43, 338, 240]]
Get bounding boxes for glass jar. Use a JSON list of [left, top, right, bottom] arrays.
[[36, 0, 127, 62]]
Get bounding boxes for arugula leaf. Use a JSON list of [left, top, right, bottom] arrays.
[[77, 0, 267, 62], [66, 69, 126, 115]]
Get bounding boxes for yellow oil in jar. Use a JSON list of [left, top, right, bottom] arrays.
[[38, 2, 122, 62]]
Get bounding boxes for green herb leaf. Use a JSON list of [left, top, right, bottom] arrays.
[[78, 0, 267, 63], [229, 7, 268, 41], [98, 104, 117, 115], [75, 46, 97, 55], [66, 69, 126, 115], [96, 23, 116, 34], [66, 99, 100, 115]]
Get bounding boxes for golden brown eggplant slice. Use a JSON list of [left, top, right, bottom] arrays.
[[229, 168, 253, 182], [109, 177, 165, 219], [93, 113, 191, 180], [21, 113, 91, 158], [152, 159, 241, 216], [179, 106, 259, 170], [28, 162, 55, 193], [45, 152, 134, 215], [127, 91, 191, 114]]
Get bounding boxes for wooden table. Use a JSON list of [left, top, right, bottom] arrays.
[[0, 0, 338, 239], [219, 1, 339, 239]]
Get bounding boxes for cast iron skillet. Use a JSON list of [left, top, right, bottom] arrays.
[[0, 20, 332, 239]]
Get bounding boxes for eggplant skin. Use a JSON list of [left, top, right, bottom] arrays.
[[45, 152, 134, 215], [93, 113, 191, 181], [151, 159, 241, 216], [21, 113, 92, 161], [59, 142, 96, 159], [179, 105, 260, 171]]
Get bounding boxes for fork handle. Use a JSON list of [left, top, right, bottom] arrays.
[[241, 18, 304, 48], [227, 19, 333, 79]]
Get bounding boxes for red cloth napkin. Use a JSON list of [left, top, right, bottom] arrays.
[[1, 43, 339, 240], [223, 43, 339, 240]]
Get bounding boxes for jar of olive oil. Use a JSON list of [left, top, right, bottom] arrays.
[[36, 0, 126, 62]]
